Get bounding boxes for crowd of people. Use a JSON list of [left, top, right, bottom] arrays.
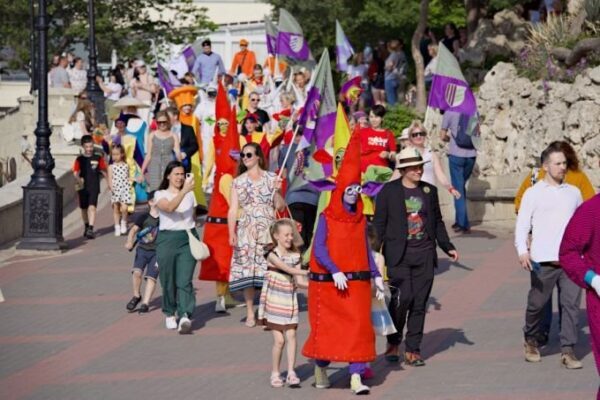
[[65, 33, 599, 395]]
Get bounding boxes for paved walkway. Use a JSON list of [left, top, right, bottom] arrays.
[[0, 200, 597, 400]]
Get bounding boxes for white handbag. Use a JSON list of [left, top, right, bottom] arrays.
[[186, 229, 210, 261]]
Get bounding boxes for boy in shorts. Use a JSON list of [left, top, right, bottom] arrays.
[[73, 135, 108, 239], [125, 191, 159, 313]]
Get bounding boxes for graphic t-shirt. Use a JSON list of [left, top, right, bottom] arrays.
[[359, 127, 396, 172], [133, 212, 159, 251], [404, 185, 434, 251], [72, 154, 107, 192]]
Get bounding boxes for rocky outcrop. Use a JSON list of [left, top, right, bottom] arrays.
[[459, 10, 529, 68], [474, 62, 600, 176]]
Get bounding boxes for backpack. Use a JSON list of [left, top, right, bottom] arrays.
[[453, 113, 475, 150]]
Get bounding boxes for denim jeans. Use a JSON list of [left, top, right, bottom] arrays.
[[448, 155, 476, 229], [384, 79, 399, 105]]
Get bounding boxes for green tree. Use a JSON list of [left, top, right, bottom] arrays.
[[0, 0, 217, 69]]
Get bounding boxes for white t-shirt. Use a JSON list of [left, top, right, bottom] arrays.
[[154, 190, 197, 231], [105, 82, 123, 101]]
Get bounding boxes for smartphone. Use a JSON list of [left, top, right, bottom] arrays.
[[185, 173, 192, 179]]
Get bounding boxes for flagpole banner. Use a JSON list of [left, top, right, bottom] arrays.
[[157, 63, 181, 95], [277, 9, 312, 61], [182, 46, 196, 71], [427, 43, 477, 116], [335, 20, 354, 72], [265, 15, 279, 55]]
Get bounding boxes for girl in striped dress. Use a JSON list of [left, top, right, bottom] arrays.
[[258, 219, 308, 388]]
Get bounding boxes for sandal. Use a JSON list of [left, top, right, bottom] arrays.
[[270, 373, 284, 388], [286, 371, 301, 387], [245, 318, 256, 328], [126, 296, 141, 311], [404, 351, 426, 367]]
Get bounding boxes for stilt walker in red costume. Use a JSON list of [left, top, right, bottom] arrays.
[[199, 82, 240, 312], [302, 130, 385, 395]]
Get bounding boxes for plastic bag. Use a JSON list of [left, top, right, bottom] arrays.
[[371, 297, 397, 336]]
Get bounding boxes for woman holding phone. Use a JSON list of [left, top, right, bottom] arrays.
[[228, 143, 285, 327], [154, 161, 198, 334]]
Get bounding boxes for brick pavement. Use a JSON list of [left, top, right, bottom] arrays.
[[0, 201, 597, 400]]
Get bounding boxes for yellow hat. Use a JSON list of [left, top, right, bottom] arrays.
[[168, 86, 198, 109], [240, 38, 249, 46]]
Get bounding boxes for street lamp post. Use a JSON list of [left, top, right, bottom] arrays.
[[18, 0, 66, 251], [85, 0, 106, 125], [29, 0, 38, 94]]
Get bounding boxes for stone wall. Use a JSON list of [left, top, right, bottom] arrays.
[[475, 62, 600, 180]]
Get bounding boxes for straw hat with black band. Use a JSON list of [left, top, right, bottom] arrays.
[[395, 147, 430, 169]]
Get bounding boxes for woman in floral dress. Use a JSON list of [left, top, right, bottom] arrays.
[[228, 142, 285, 327]]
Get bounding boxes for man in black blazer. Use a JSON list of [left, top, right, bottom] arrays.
[[373, 147, 458, 367]]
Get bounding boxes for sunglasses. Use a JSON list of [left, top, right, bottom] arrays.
[[157, 120, 168, 124], [240, 152, 255, 159], [250, 98, 259, 102], [411, 131, 427, 138], [344, 186, 362, 196]]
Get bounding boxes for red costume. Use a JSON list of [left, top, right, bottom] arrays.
[[199, 83, 240, 282], [302, 130, 376, 363]]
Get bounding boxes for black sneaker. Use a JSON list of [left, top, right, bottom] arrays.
[[85, 227, 95, 239], [126, 296, 141, 311], [138, 304, 149, 314]]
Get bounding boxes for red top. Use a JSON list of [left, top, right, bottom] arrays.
[[359, 127, 395, 172]]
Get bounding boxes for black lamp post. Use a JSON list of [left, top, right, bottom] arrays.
[[29, 0, 38, 94], [18, 0, 66, 251], [85, 0, 106, 125]]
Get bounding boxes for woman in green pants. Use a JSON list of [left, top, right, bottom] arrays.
[[154, 161, 197, 334]]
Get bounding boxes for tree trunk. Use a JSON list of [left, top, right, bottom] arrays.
[[412, 0, 429, 114], [465, 0, 481, 38]]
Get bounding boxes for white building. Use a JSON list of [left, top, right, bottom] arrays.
[[193, 0, 273, 70]]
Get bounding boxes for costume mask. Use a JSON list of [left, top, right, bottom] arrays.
[[343, 184, 362, 205]]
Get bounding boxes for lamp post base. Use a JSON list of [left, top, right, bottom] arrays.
[[17, 184, 67, 251]]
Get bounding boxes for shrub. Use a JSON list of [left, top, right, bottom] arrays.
[[382, 104, 421, 136]]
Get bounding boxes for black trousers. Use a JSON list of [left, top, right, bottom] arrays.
[[288, 202, 317, 250], [387, 248, 435, 353]]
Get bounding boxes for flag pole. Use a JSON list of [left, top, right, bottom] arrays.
[[272, 119, 301, 201]]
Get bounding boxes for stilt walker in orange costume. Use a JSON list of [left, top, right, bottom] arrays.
[[302, 130, 385, 395], [199, 82, 240, 312], [168, 86, 207, 209]]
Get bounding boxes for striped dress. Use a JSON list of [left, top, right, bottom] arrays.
[[257, 250, 301, 331]]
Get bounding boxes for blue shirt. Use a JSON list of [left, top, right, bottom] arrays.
[[441, 111, 477, 158], [192, 52, 226, 84]]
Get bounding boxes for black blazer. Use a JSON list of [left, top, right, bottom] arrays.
[[180, 124, 199, 173], [372, 179, 455, 268]]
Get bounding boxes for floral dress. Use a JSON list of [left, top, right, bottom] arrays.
[[110, 162, 132, 204], [228, 171, 277, 292]]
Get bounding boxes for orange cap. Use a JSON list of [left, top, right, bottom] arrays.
[[240, 39, 249, 46]]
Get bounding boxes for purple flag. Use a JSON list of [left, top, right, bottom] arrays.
[[277, 9, 311, 61], [335, 21, 354, 72], [427, 43, 477, 115], [182, 46, 196, 71], [157, 63, 180, 95], [297, 49, 336, 151], [265, 16, 278, 55]]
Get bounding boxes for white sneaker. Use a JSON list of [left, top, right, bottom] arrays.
[[165, 316, 177, 330], [178, 316, 192, 334], [120, 220, 128, 234], [350, 373, 370, 395], [114, 225, 121, 237], [215, 296, 226, 313]]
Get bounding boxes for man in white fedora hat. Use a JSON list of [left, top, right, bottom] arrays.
[[373, 147, 458, 367]]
